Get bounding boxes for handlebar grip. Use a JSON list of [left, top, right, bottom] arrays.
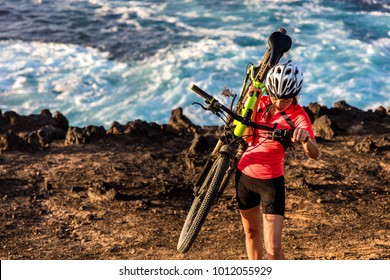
[[190, 84, 214, 103]]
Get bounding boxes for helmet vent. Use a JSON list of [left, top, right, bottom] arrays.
[[282, 80, 288, 91]]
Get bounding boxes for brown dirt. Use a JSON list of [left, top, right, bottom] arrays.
[[0, 119, 389, 260]]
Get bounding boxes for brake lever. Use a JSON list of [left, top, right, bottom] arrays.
[[192, 102, 222, 117], [192, 102, 208, 110]]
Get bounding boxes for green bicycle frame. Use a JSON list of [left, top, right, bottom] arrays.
[[233, 64, 267, 137]]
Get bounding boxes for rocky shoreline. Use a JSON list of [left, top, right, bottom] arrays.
[[1, 101, 389, 152], [0, 101, 389, 260]]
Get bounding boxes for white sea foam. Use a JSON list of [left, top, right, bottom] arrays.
[[0, 40, 125, 126], [1, 0, 390, 127]]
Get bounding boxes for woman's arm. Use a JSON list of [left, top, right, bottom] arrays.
[[302, 137, 319, 159], [293, 127, 319, 159]]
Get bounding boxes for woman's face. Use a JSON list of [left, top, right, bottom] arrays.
[[270, 97, 294, 112]]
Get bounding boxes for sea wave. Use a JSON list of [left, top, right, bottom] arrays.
[[1, 0, 390, 127]]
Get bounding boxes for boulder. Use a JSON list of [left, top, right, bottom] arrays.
[[64, 127, 87, 145], [0, 132, 29, 151], [124, 120, 162, 138], [107, 119, 163, 139], [354, 137, 376, 153], [0, 109, 69, 149], [168, 108, 200, 133], [37, 126, 67, 145], [107, 121, 127, 135], [53, 111, 69, 131], [333, 100, 358, 110], [305, 102, 328, 123], [312, 115, 334, 140], [64, 125, 106, 145], [1, 109, 69, 134], [374, 106, 387, 117], [311, 100, 390, 136]]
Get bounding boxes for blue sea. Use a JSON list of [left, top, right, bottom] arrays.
[[1, 0, 389, 128]]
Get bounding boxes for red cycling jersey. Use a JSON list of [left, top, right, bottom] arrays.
[[237, 96, 315, 179]]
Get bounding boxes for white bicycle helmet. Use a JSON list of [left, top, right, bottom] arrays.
[[265, 60, 303, 99]]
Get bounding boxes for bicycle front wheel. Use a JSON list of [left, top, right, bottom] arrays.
[[177, 151, 230, 253]]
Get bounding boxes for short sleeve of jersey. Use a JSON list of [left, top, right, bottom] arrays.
[[288, 105, 315, 139]]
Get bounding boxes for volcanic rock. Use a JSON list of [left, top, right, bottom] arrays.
[[0, 101, 389, 260]]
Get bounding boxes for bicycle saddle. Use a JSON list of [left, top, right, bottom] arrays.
[[268, 30, 292, 67]]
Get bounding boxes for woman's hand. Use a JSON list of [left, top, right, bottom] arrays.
[[292, 127, 319, 159], [292, 127, 310, 143], [248, 85, 263, 93]]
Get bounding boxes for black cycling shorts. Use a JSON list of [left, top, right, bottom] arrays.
[[235, 170, 285, 216]]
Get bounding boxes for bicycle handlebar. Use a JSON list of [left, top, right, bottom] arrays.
[[190, 84, 294, 138], [191, 84, 214, 103]]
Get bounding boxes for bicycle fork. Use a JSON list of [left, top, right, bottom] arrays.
[[193, 139, 247, 200], [215, 141, 247, 199]]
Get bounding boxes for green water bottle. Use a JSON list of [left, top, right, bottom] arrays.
[[233, 91, 259, 137], [233, 79, 266, 137]]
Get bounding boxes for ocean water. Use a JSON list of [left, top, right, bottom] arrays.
[[1, 0, 389, 128]]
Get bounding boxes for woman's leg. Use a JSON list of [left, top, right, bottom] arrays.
[[262, 214, 285, 260], [239, 205, 263, 260]]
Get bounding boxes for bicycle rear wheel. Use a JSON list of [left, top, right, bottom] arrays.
[[177, 149, 230, 253]]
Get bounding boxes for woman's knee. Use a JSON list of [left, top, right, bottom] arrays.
[[244, 226, 261, 239], [240, 206, 262, 239]]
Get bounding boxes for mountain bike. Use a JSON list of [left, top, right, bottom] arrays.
[[177, 28, 293, 253]]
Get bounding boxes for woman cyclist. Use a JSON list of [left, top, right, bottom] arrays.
[[236, 60, 319, 259]]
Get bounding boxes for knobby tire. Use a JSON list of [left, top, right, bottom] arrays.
[[177, 153, 230, 253]]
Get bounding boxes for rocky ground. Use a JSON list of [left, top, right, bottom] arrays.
[[0, 102, 389, 260]]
